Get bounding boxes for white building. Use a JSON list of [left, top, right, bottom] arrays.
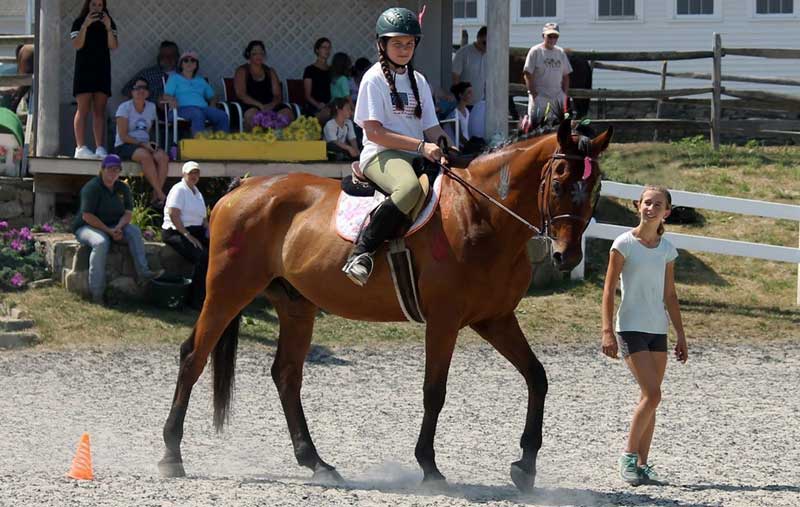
[[453, 0, 800, 95]]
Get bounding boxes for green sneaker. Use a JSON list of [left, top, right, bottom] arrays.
[[618, 453, 643, 485], [639, 463, 662, 484]]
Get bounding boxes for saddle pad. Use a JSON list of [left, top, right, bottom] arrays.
[[335, 171, 443, 243]]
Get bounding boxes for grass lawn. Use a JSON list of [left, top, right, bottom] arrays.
[[3, 139, 799, 348]]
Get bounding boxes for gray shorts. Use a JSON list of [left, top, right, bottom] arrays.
[[617, 331, 668, 358]]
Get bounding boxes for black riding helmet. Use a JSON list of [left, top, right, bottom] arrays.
[[375, 7, 422, 39]]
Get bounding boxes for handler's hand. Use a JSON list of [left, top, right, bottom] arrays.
[[601, 330, 618, 359], [674, 337, 688, 363], [185, 233, 202, 250]]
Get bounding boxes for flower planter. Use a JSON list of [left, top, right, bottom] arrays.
[[179, 139, 326, 162]]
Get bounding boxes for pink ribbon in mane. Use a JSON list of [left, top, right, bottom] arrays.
[[418, 5, 427, 28], [582, 156, 593, 180]]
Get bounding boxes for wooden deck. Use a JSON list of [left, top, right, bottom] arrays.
[[28, 157, 351, 224]]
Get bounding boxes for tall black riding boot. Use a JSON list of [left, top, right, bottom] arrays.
[[343, 198, 410, 286]]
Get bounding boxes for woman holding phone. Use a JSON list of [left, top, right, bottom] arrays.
[[70, 0, 118, 159], [114, 77, 169, 207]]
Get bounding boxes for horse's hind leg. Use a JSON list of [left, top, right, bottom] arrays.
[[159, 269, 271, 477], [268, 283, 343, 483], [471, 314, 547, 493]]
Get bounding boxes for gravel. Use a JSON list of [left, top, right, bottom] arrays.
[[1, 339, 798, 506]]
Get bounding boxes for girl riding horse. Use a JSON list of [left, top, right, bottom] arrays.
[[343, 7, 453, 286]]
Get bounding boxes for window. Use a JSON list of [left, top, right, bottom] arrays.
[[677, 0, 714, 14], [520, 0, 557, 18], [756, 0, 793, 14], [454, 0, 478, 19], [598, 0, 636, 17]]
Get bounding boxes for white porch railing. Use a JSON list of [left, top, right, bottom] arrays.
[[570, 181, 800, 305]]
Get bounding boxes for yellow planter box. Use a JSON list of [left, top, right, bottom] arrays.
[[179, 139, 326, 162]]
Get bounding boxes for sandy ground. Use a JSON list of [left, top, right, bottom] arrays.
[[1, 338, 798, 507]]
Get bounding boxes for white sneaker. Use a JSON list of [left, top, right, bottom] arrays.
[[74, 146, 95, 159], [95, 146, 108, 159]]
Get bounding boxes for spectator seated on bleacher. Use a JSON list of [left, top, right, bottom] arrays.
[[303, 37, 332, 122], [330, 52, 353, 102], [162, 51, 229, 137], [442, 81, 472, 149], [113, 77, 169, 207], [120, 40, 179, 102], [234, 40, 294, 131], [323, 98, 359, 161]]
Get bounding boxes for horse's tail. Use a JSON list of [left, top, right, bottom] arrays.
[[212, 313, 241, 433]]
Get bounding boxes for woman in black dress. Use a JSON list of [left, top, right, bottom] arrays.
[[70, 0, 118, 160], [302, 37, 331, 121], [233, 40, 294, 131]]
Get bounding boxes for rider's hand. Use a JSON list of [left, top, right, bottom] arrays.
[[421, 142, 442, 163]]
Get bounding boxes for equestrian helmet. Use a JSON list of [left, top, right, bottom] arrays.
[[376, 7, 422, 39]]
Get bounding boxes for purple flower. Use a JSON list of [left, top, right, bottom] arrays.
[[0, 220, 7, 230], [42, 223, 54, 233], [10, 272, 25, 287], [10, 239, 23, 251], [253, 110, 291, 130], [18, 227, 32, 240], [143, 229, 155, 240]]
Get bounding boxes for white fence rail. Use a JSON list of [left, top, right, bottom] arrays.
[[571, 181, 800, 305]]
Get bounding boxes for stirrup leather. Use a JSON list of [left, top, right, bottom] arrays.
[[342, 252, 374, 286]]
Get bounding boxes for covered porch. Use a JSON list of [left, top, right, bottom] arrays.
[[30, 0, 513, 223]]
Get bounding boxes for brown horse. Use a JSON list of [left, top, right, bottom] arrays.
[[158, 119, 613, 491]]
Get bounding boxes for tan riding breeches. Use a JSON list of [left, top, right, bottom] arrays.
[[362, 150, 422, 215]]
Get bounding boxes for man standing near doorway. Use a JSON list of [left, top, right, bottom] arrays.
[[523, 22, 571, 125], [452, 26, 487, 139]]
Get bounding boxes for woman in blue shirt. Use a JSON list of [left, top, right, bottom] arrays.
[[163, 51, 230, 137]]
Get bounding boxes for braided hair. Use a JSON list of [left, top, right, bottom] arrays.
[[378, 38, 422, 119]]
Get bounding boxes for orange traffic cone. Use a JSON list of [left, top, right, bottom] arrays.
[[66, 432, 94, 480]]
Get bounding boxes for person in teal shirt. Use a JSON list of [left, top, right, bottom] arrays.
[[73, 154, 163, 304], [163, 50, 229, 136], [330, 52, 352, 101]]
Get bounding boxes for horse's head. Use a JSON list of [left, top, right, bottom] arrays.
[[541, 118, 613, 271]]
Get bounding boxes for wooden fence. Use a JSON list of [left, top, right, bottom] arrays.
[[510, 34, 800, 149], [570, 181, 800, 305]]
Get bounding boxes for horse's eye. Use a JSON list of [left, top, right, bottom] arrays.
[[555, 165, 565, 176], [552, 181, 562, 195]]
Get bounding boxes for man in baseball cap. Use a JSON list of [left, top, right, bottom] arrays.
[[522, 22, 572, 126]]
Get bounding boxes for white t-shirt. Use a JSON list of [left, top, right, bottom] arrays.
[[162, 179, 207, 229], [354, 62, 439, 168], [114, 99, 157, 147], [443, 106, 469, 143], [523, 43, 572, 99], [611, 230, 679, 334], [323, 118, 356, 144], [452, 43, 486, 103]]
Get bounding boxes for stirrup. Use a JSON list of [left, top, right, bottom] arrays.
[[342, 252, 374, 287]]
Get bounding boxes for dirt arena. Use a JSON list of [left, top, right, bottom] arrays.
[[1, 339, 798, 506]]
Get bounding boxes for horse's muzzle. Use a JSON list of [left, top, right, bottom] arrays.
[[551, 248, 582, 272]]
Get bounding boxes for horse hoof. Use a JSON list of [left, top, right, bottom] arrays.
[[510, 461, 535, 493], [158, 458, 186, 478], [420, 474, 450, 493], [312, 465, 344, 485]]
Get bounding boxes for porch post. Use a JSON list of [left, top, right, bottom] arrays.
[[35, 0, 59, 157], [485, 0, 510, 141]]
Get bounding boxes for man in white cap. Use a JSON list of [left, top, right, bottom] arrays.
[[523, 22, 572, 125]]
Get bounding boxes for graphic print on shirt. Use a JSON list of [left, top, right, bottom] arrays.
[[543, 57, 562, 69], [133, 118, 149, 134], [390, 91, 418, 119]]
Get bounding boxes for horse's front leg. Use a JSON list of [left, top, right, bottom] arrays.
[[414, 318, 459, 485], [471, 313, 547, 492]]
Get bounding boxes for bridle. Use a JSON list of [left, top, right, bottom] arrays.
[[537, 152, 599, 239], [435, 148, 599, 240]]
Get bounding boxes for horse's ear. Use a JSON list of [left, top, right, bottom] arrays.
[[590, 126, 614, 155], [557, 117, 575, 151]]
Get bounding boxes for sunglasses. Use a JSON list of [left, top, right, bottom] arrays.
[[132, 85, 149, 91], [182, 57, 197, 63], [546, 34, 559, 39]]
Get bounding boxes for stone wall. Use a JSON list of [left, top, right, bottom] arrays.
[[0, 177, 33, 228], [35, 233, 193, 301]]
